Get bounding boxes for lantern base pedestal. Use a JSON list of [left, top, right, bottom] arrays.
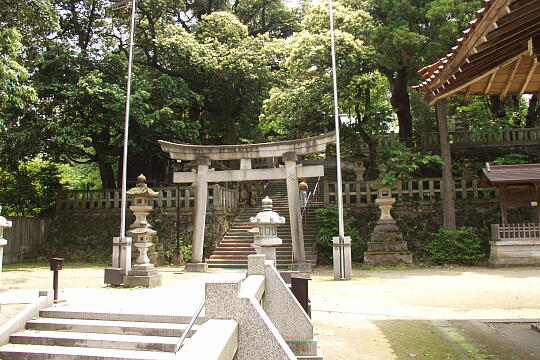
[[123, 273, 161, 288], [123, 263, 161, 288]]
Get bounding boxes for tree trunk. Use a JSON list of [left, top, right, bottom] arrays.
[[221, 91, 238, 145], [526, 94, 539, 128], [436, 99, 456, 231], [489, 96, 507, 119], [98, 159, 116, 189], [389, 69, 413, 144]]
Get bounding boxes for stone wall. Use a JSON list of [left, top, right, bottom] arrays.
[[44, 208, 238, 263], [346, 201, 536, 264]]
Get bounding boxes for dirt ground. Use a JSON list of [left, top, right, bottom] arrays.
[[2, 263, 540, 359], [310, 266, 540, 360]]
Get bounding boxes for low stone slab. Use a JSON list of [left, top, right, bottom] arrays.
[[364, 252, 412, 265], [122, 274, 162, 288], [367, 242, 409, 252], [489, 240, 540, 266]]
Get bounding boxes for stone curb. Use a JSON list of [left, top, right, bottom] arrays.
[[0, 290, 53, 346]]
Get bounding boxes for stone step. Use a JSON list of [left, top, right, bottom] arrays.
[[0, 344, 176, 360], [26, 318, 196, 338], [39, 310, 192, 324], [297, 351, 324, 360], [9, 331, 179, 352]]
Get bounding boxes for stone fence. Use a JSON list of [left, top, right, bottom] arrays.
[[420, 127, 540, 150], [360, 127, 540, 151], [324, 178, 497, 206], [56, 184, 239, 214], [491, 223, 540, 241]]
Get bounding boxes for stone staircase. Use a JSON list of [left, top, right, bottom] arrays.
[[0, 308, 198, 359], [208, 179, 324, 269]]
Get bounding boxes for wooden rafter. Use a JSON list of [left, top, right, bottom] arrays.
[[519, 57, 538, 96], [427, 50, 527, 106], [500, 57, 521, 100], [485, 71, 497, 94]]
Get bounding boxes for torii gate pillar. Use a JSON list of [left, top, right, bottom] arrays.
[[283, 152, 310, 272], [186, 156, 211, 273]]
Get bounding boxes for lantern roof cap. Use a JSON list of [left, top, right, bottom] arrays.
[[127, 174, 159, 197]]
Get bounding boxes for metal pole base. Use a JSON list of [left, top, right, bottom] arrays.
[[332, 236, 352, 280]]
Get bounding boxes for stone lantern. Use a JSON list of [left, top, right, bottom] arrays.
[[364, 183, 412, 265], [0, 206, 12, 286], [123, 174, 162, 287], [299, 180, 309, 208], [249, 196, 285, 265]]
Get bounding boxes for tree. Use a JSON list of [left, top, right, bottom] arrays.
[[261, 0, 393, 172], [365, 0, 481, 143], [156, 11, 276, 144]]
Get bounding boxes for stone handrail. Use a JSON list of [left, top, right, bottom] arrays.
[[491, 223, 540, 241], [324, 178, 497, 206], [56, 184, 239, 213]]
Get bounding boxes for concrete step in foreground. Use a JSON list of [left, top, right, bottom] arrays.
[[0, 309, 196, 360], [0, 344, 176, 360]]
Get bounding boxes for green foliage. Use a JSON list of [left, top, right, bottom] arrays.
[[492, 154, 530, 165], [57, 162, 102, 190], [315, 206, 365, 264], [0, 28, 37, 113], [180, 244, 192, 263], [0, 159, 62, 216], [426, 227, 482, 265], [380, 142, 442, 186]]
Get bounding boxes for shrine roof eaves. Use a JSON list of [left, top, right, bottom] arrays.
[[480, 164, 540, 187], [413, 0, 540, 105]]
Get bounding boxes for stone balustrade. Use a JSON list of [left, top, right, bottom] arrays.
[[56, 184, 239, 213], [324, 178, 497, 206]]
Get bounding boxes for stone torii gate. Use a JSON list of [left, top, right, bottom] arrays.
[[159, 132, 336, 272]]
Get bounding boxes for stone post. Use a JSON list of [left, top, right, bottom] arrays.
[[354, 160, 366, 181], [249, 196, 285, 265], [188, 156, 210, 272], [283, 152, 310, 272], [332, 236, 352, 280], [0, 206, 12, 287], [123, 174, 161, 287]]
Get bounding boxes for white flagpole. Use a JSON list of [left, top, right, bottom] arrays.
[[329, 0, 346, 279], [119, 0, 136, 247]]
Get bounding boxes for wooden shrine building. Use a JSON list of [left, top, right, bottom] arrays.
[[414, 0, 540, 265], [480, 164, 540, 225]]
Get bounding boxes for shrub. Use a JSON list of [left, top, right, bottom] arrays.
[[427, 227, 482, 265], [314, 206, 365, 264]]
